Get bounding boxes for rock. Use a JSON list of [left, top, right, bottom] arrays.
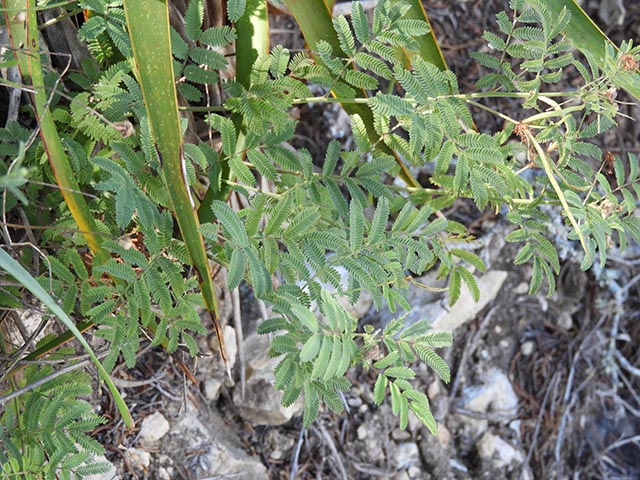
[[139, 411, 170, 445], [598, 0, 626, 26], [431, 270, 508, 332], [407, 410, 422, 434], [394, 471, 411, 480], [460, 368, 518, 416], [476, 432, 524, 469], [449, 458, 469, 473], [202, 378, 223, 400], [513, 282, 529, 295], [436, 423, 451, 448], [557, 310, 573, 330], [392, 428, 411, 441], [206, 439, 269, 479], [407, 466, 422, 479], [395, 442, 420, 470], [419, 430, 453, 479], [520, 340, 535, 356], [168, 399, 268, 479], [264, 429, 295, 461], [156, 467, 173, 480], [4, 309, 51, 348], [458, 368, 518, 438], [234, 333, 302, 425], [84, 456, 119, 480], [155, 455, 174, 480], [124, 447, 151, 474], [427, 380, 441, 399], [376, 270, 508, 334]]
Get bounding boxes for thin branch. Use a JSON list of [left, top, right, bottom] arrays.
[[0, 350, 109, 407], [289, 425, 305, 480]]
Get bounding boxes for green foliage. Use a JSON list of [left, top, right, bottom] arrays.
[[0, 366, 108, 479], [2, 0, 640, 475], [78, 0, 131, 64]]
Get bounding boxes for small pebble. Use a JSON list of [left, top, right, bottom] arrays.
[[269, 450, 283, 460], [408, 466, 422, 478], [203, 378, 222, 400], [520, 340, 535, 356], [392, 428, 411, 441], [437, 423, 451, 447], [124, 447, 151, 472], [427, 380, 440, 399], [513, 282, 529, 295], [499, 339, 510, 349], [139, 411, 170, 444]]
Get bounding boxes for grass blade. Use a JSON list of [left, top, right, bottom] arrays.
[[236, 0, 269, 88], [2, 0, 108, 263], [0, 248, 133, 428], [122, 0, 229, 371]]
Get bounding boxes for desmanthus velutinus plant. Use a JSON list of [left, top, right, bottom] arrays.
[[1, 0, 640, 474]]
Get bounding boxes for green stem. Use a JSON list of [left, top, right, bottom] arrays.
[[525, 130, 589, 253]]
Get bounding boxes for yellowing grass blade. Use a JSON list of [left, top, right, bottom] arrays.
[[283, 0, 419, 188], [539, 0, 640, 100], [122, 0, 229, 374], [2, 0, 108, 264], [0, 248, 134, 428]]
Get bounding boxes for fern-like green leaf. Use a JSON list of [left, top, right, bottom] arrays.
[[227, 247, 246, 290], [414, 344, 450, 382], [303, 381, 320, 427], [333, 15, 356, 57], [227, 0, 247, 22], [311, 335, 333, 379], [211, 200, 249, 248], [184, 0, 204, 41], [349, 200, 365, 251]]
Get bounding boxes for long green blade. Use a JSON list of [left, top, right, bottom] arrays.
[[2, 0, 108, 263], [122, 0, 229, 368], [0, 248, 133, 428], [539, 0, 640, 100], [236, 0, 269, 89]]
